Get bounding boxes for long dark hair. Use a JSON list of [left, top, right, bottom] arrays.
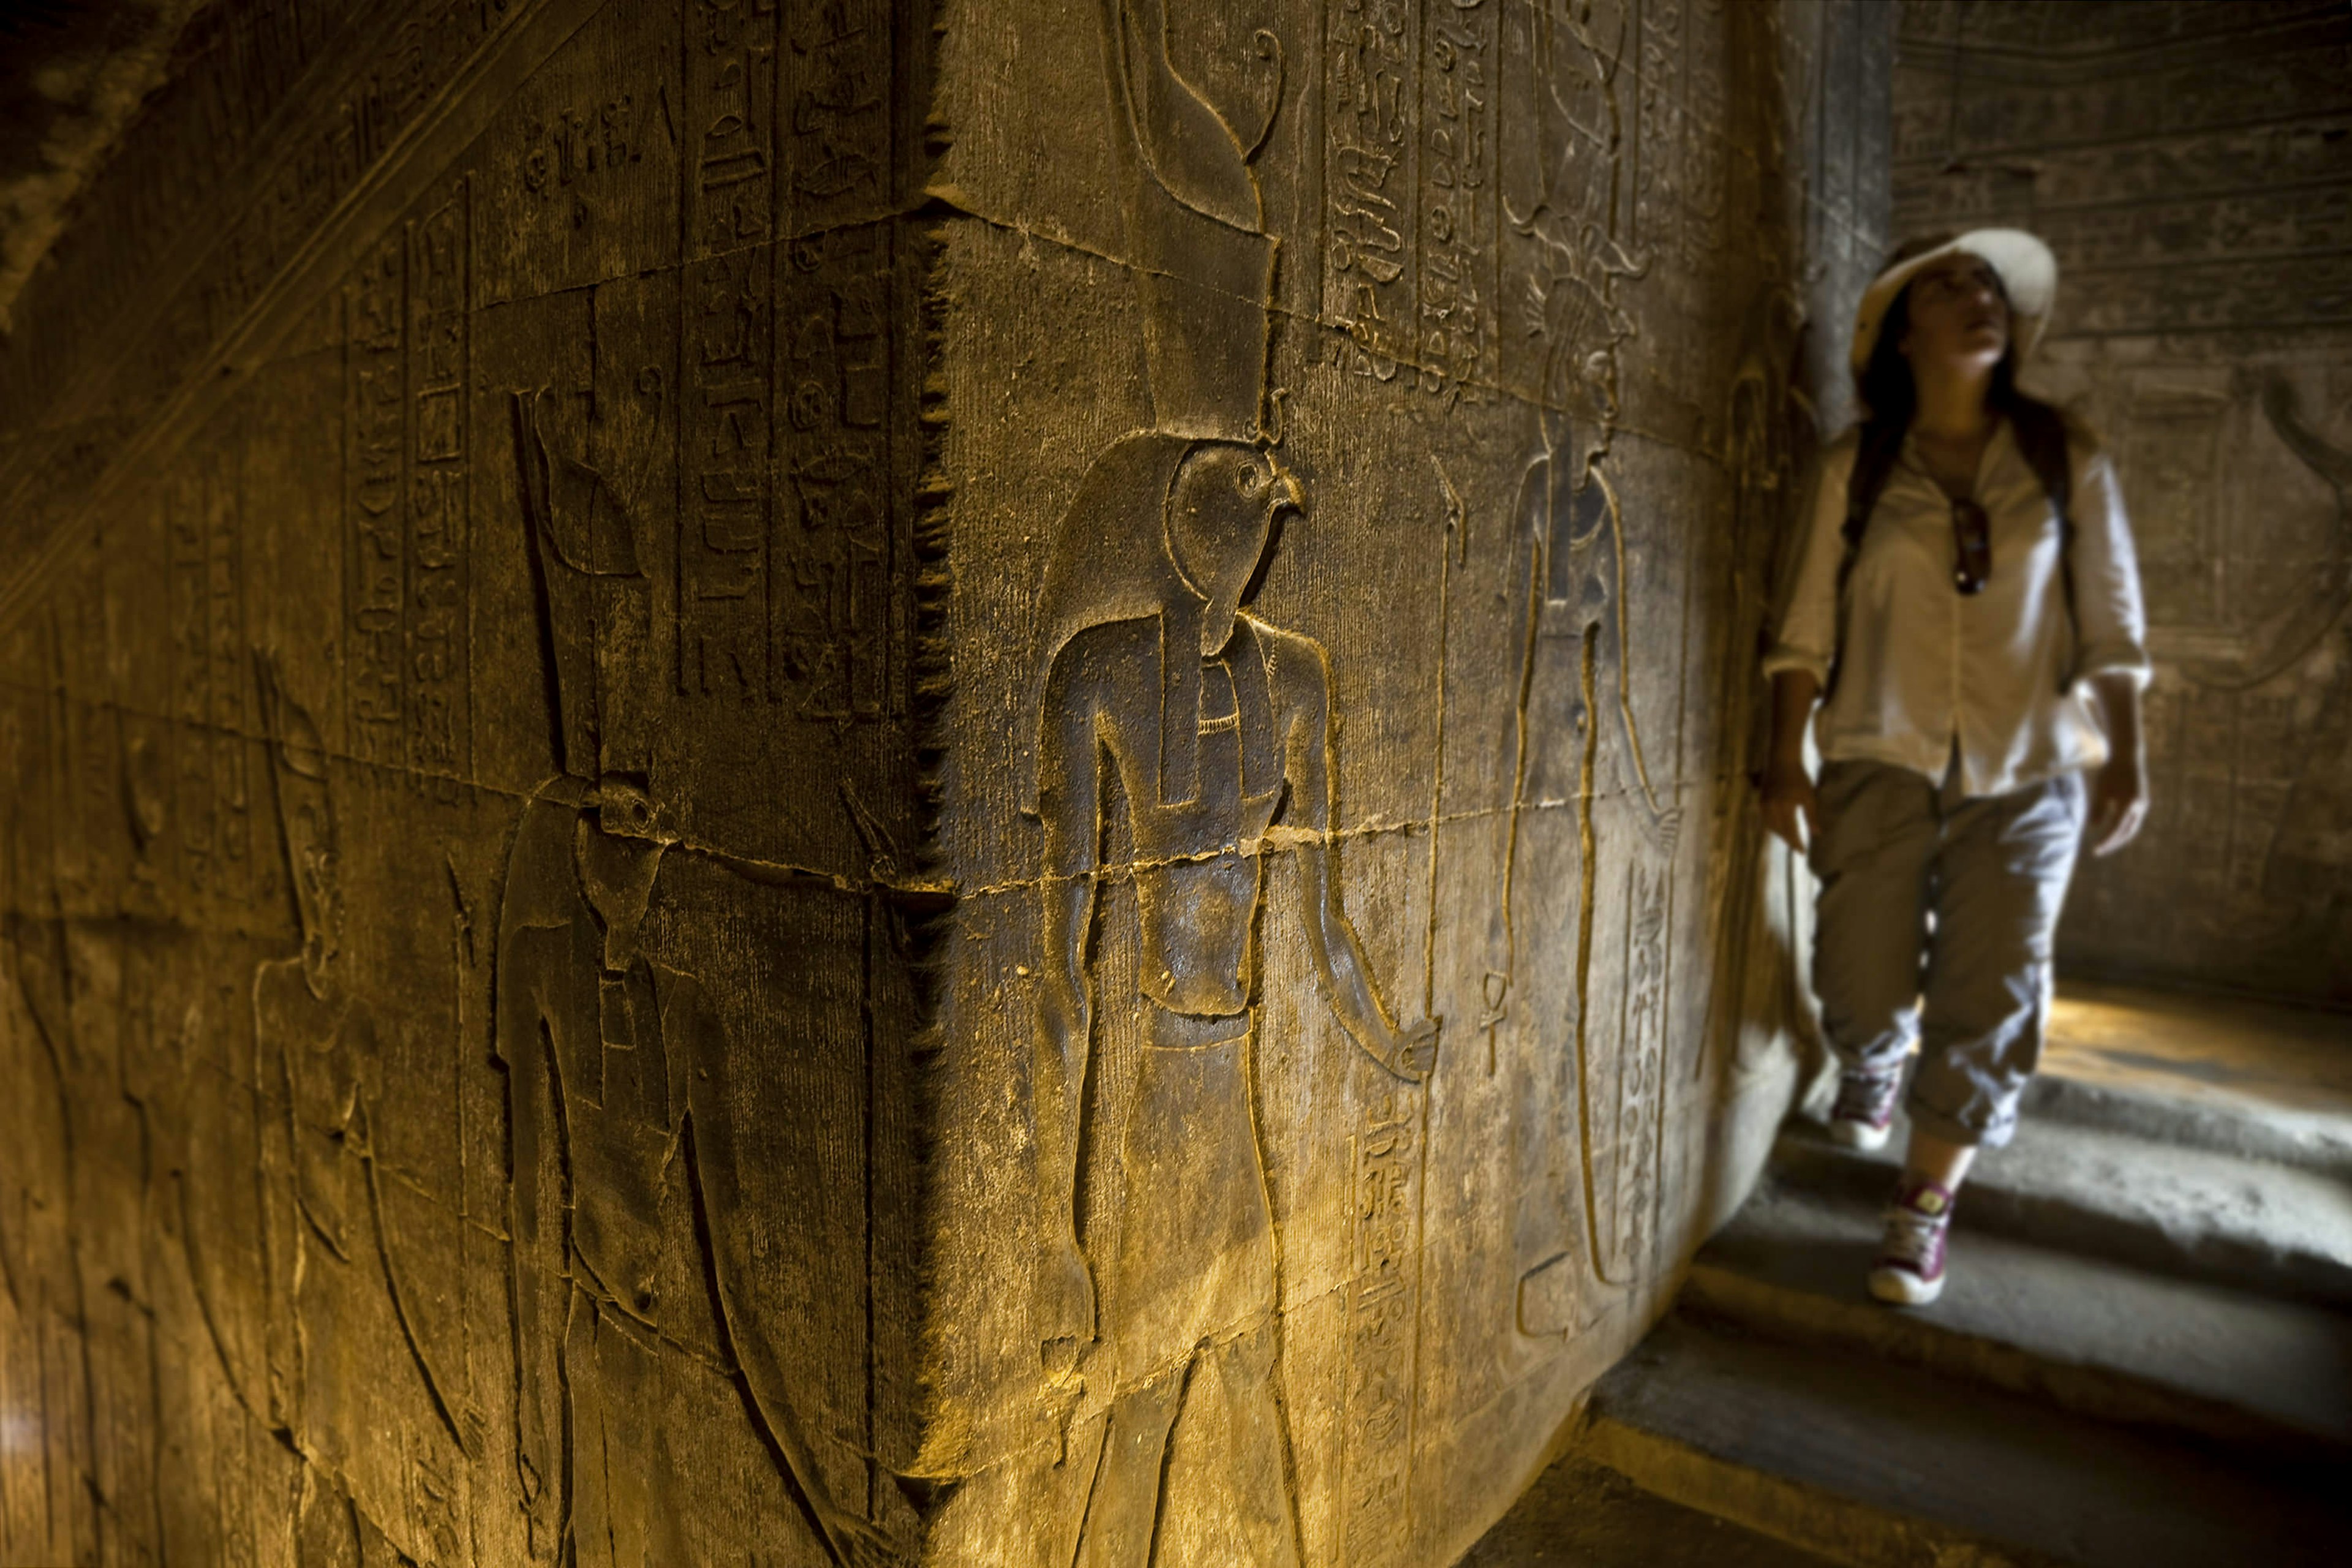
[[1855, 239, 2061, 439]]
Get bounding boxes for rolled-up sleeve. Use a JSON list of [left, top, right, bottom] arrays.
[[2068, 448, 2152, 687], [1762, 438, 1858, 687]]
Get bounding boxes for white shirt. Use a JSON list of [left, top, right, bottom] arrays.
[[1765, 417, 2152, 798]]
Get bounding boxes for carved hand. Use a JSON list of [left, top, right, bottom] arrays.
[[1037, 1231, 1097, 1381], [816, 1506, 909, 1568], [1364, 1016, 1440, 1084]]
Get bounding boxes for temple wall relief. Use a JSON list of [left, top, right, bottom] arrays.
[[0, 1, 1887, 1562], [920, 2, 1885, 1563]]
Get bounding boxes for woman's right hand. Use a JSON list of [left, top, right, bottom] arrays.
[[1761, 756, 1818, 855]]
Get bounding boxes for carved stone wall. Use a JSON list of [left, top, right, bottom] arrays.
[[1895, 0, 2352, 1004], [918, 2, 1885, 1564], [0, 2, 1886, 1564]]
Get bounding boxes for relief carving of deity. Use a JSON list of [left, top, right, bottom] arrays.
[[1029, 5, 1437, 1562]]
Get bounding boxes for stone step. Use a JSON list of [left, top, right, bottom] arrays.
[[1771, 1114, 2352, 1306], [2019, 1067, 2352, 1178], [1458, 1449, 1839, 1567], [2032, 982, 2352, 1178], [1684, 1180, 2352, 1461], [1575, 1316, 2349, 1568]]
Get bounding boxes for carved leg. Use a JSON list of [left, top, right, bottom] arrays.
[[563, 1287, 608, 1567], [1202, 1321, 1300, 1568], [1072, 1363, 1189, 1568]]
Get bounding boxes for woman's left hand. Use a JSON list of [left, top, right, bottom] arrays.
[[2086, 754, 2147, 856]]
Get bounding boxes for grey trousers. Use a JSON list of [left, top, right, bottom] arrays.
[[1809, 757, 2086, 1148]]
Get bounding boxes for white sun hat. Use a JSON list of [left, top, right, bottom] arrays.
[[1850, 228, 2059, 375]]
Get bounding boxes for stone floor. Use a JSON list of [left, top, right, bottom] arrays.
[[1455, 1451, 1836, 1567], [1467, 981, 2352, 1566]]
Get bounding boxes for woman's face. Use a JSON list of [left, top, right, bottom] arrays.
[[1898, 253, 2010, 374]]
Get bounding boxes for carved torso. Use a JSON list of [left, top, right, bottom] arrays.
[[1076, 615, 1286, 1017]]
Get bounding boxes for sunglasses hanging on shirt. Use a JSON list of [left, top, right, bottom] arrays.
[[1949, 497, 1992, 595]]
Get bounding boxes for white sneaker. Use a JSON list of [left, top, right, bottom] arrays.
[[1868, 1178, 1953, 1306], [1828, 1064, 1903, 1152]]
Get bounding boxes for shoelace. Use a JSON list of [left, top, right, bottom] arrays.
[[1879, 1204, 1947, 1273], [1834, 1068, 1901, 1123]]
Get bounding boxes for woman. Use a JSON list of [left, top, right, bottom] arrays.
[[1760, 231, 2151, 1306]]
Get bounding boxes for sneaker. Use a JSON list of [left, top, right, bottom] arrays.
[[1869, 1177, 1953, 1306], [1828, 1063, 1903, 1151]]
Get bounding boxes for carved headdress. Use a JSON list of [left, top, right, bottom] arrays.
[[1100, 0, 1278, 441], [512, 391, 651, 785], [1028, 2, 1287, 809], [256, 650, 341, 985]]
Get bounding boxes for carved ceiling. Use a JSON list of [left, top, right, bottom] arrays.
[[0, 0, 204, 330]]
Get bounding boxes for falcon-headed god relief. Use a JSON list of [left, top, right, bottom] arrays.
[[1030, 5, 1437, 1564]]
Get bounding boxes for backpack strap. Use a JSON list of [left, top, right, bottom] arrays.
[[1823, 420, 1904, 701], [2008, 401, 2078, 692]]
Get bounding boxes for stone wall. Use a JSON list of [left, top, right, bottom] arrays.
[[918, 3, 1888, 1563], [0, 2, 1887, 1564], [1894, 0, 2352, 1005]]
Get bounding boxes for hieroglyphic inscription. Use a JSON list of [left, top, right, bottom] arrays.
[[1672, 0, 1727, 269], [680, 246, 776, 699], [1327, 0, 1418, 366], [408, 186, 470, 776], [1601, 865, 1669, 1284], [165, 458, 254, 900], [783, 0, 890, 217], [687, 0, 778, 250], [521, 87, 663, 205], [347, 231, 409, 764], [778, 225, 894, 722], [1417, 0, 1494, 389], [1632, 0, 1685, 260], [679, 0, 780, 699], [1341, 1091, 1420, 1568], [344, 184, 472, 775], [201, 0, 510, 356]]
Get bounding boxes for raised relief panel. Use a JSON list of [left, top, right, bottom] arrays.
[[1024, 9, 1443, 1566], [254, 654, 476, 1566], [499, 303, 892, 1562]]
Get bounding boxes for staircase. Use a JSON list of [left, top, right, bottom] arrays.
[[1472, 982, 2352, 1567]]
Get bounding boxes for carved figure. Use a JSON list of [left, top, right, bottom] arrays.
[[1034, 441, 1439, 1568], [2180, 379, 2352, 914], [1031, 6, 1434, 1562], [254, 652, 472, 1557], [499, 393, 895, 1567], [1498, 2, 1679, 1330]]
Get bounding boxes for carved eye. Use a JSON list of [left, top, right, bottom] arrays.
[[1237, 464, 1265, 497]]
